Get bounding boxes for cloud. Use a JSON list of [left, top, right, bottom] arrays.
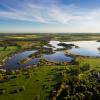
[[0, 0, 100, 24]]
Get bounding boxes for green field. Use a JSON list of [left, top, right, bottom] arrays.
[[0, 66, 65, 100], [0, 57, 100, 100]]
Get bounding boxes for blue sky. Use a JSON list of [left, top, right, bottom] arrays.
[[0, 0, 100, 33]]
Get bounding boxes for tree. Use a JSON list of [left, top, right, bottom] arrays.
[[81, 63, 90, 72], [0, 73, 3, 80]]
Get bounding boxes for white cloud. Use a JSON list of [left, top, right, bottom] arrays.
[[0, 0, 100, 25]]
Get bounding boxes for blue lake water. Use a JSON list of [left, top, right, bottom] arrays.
[[43, 51, 72, 62], [50, 40, 100, 57], [3, 51, 39, 70], [3, 40, 100, 70]]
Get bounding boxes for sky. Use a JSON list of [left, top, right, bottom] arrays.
[[0, 0, 100, 33]]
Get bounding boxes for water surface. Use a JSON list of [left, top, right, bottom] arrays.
[[4, 40, 100, 70], [3, 50, 39, 70], [50, 40, 100, 57], [43, 51, 72, 62]]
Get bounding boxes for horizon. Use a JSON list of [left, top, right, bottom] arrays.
[[1, 0, 100, 33], [1, 33, 100, 35]]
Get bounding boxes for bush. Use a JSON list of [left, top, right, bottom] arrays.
[[19, 86, 25, 92], [11, 75, 17, 79], [0, 89, 6, 94], [8, 70, 15, 75], [35, 95, 40, 100], [81, 63, 90, 72], [84, 91, 93, 99], [0, 73, 3, 80], [10, 89, 18, 94]]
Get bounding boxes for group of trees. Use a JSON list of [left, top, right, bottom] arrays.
[[51, 64, 100, 100]]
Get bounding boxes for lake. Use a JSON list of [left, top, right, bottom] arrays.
[[3, 51, 39, 70], [50, 40, 100, 57], [3, 40, 100, 70], [43, 51, 72, 62]]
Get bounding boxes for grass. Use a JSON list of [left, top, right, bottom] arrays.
[[0, 46, 18, 65], [76, 57, 100, 71], [0, 34, 100, 99], [2, 33, 100, 41], [0, 35, 41, 40], [52, 34, 100, 41], [0, 66, 65, 100], [0, 56, 100, 100]]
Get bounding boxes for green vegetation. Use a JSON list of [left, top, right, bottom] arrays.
[[0, 34, 100, 100], [0, 66, 65, 100], [52, 33, 100, 41], [0, 46, 19, 65], [0, 57, 100, 100], [51, 57, 100, 100]]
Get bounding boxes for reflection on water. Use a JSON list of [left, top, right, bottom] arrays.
[[3, 51, 39, 70], [68, 41, 100, 57], [3, 50, 72, 70], [50, 40, 100, 57], [3, 40, 100, 70], [43, 51, 72, 62], [49, 41, 63, 50]]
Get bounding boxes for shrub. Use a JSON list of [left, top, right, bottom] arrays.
[[84, 91, 93, 99], [11, 75, 17, 79], [35, 95, 40, 100], [0, 89, 6, 94], [0, 73, 3, 80], [8, 70, 15, 75], [81, 63, 90, 72], [19, 86, 25, 92], [10, 89, 18, 94]]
